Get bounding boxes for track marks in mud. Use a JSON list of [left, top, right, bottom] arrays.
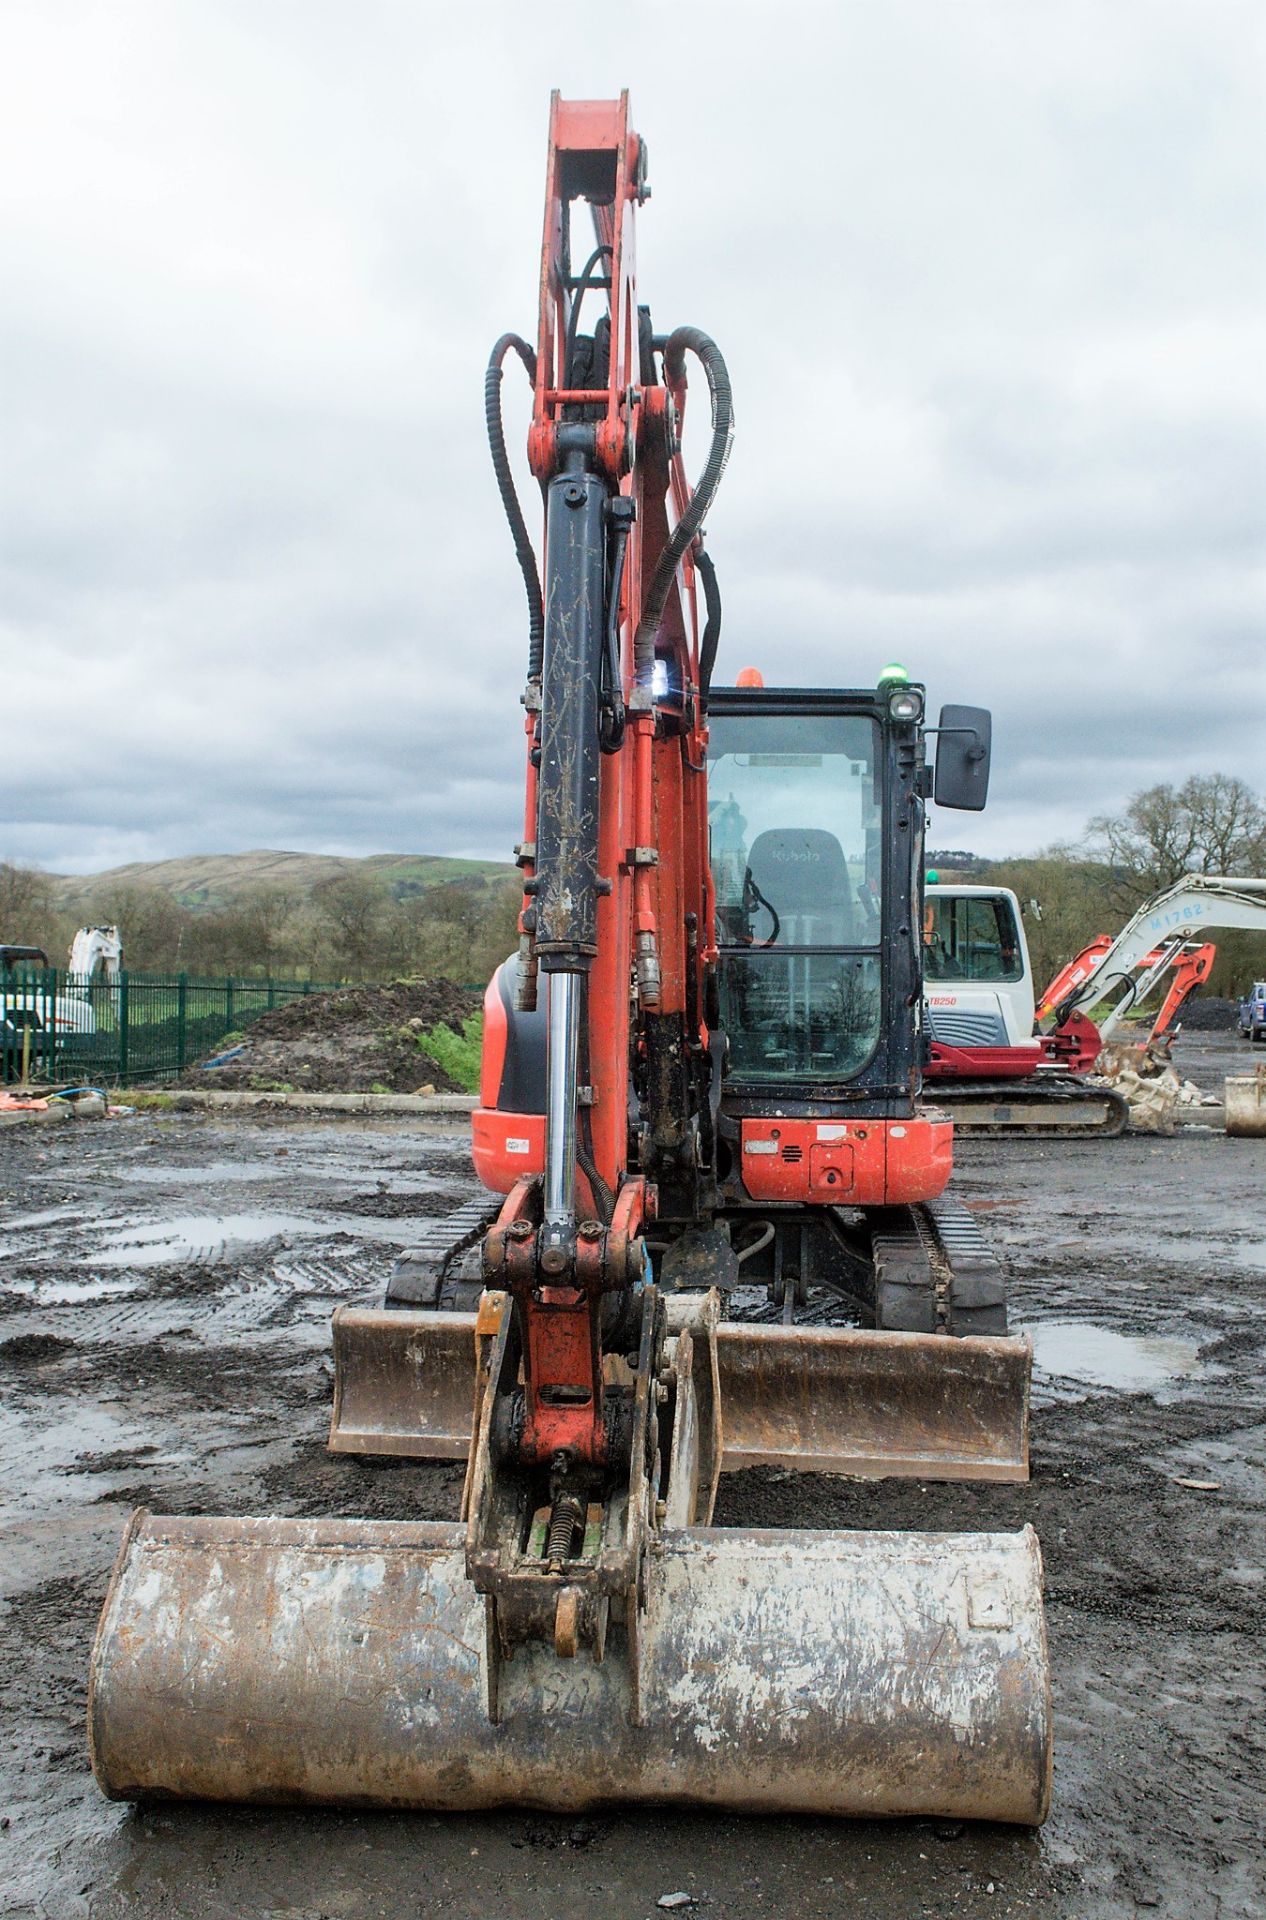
[[321, 1186, 473, 1219]]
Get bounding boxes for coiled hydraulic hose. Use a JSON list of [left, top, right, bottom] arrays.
[[485, 333, 544, 679], [633, 326, 734, 689]]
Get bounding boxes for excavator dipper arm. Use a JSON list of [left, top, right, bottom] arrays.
[[462, 93, 734, 1666]]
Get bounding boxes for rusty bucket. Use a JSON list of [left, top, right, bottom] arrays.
[[1225, 1069, 1266, 1138], [90, 1511, 1050, 1822]]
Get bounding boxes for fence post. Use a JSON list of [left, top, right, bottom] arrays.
[[118, 971, 129, 1085], [177, 974, 188, 1072], [225, 976, 234, 1035], [44, 967, 56, 1084], [267, 976, 276, 1011]]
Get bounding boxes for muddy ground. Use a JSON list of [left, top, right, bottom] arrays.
[[1, 1030, 1262, 1919]]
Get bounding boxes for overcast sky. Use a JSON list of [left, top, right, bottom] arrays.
[[2, 1, 1263, 875]]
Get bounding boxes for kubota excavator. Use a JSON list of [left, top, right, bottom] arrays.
[[89, 94, 1051, 1823]]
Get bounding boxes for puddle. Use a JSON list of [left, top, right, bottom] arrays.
[[114, 1162, 282, 1186], [1028, 1320, 1202, 1392], [92, 1212, 330, 1266], [114, 1161, 452, 1192], [0, 1204, 84, 1231], [3, 1275, 146, 1305]]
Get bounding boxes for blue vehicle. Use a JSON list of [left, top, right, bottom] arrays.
[[1239, 981, 1266, 1044]]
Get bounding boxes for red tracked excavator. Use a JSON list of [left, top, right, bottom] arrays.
[[89, 94, 1051, 1823]]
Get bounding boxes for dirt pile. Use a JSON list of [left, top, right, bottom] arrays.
[[1180, 994, 1241, 1030], [178, 979, 483, 1093]]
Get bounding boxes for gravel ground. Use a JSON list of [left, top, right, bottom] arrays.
[[0, 1030, 1262, 1919]]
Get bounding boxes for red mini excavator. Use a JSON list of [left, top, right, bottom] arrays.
[[89, 94, 1051, 1823]]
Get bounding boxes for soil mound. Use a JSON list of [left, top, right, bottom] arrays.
[[179, 979, 483, 1094], [1178, 995, 1240, 1030]]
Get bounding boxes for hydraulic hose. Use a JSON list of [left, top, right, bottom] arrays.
[[485, 333, 544, 679], [634, 326, 734, 688], [563, 245, 614, 390], [696, 545, 722, 702], [576, 976, 615, 1222], [600, 508, 631, 753]]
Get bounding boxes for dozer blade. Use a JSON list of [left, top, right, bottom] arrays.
[[90, 1510, 1051, 1822], [329, 1304, 1031, 1482], [329, 1307, 483, 1460]]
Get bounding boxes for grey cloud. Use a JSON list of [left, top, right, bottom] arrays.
[[1, 0, 1262, 878]]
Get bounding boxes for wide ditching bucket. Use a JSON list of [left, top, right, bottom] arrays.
[[328, 1301, 1032, 1483], [90, 1510, 1050, 1822]]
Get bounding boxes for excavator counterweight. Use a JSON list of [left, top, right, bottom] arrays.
[[89, 92, 1051, 1826]]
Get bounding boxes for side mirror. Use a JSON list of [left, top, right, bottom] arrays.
[[933, 705, 992, 811]]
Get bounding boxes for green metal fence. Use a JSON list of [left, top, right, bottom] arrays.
[[0, 969, 342, 1088]]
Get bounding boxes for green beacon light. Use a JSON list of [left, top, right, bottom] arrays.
[[926, 869, 940, 885], [879, 661, 909, 685]]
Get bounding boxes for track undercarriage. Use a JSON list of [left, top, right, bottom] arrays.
[[929, 1077, 1130, 1138], [327, 1188, 1031, 1485]]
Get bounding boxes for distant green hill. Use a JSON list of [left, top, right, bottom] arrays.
[[48, 848, 515, 915]]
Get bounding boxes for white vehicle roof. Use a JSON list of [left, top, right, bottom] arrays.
[[925, 884, 1021, 902]]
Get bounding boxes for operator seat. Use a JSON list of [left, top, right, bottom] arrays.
[[745, 829, 857, 945]]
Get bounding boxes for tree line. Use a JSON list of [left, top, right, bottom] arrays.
[[0, 862, 523, 986], [4, 774, 1265, 998], [980, 774, 1266, 999]]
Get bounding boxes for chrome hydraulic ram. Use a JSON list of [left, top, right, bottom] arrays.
[[532, 456, 609, 1265]]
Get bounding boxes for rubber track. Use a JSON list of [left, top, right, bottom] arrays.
[[384, 1197, 502, 1308], [923, 1195, 1009, 1336], [933, 1078, 1130, 1139]]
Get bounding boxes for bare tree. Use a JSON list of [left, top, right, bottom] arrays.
[[1086, 776, 1266, 910], [311, 872, 395, 979], [192, 887, 300, 975], [0, 863, 57, 947], [98, 886, 195, 970]]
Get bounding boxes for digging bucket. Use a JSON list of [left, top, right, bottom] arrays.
[[329, 1303, 1031, 1483], [89, 1510, 1051, 1822], [1225, 1070, 1266, 1138]]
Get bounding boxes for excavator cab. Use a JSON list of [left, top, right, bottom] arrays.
[[709, 691, 901, 1089]]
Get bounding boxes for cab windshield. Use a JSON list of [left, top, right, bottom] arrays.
[[708, 711, 882, 1083]]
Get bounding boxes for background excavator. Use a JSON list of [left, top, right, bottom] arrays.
[[1, 924, 121, 1083], [923, 876, 1266, 1134], [90, 94, 1051, 1824]]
